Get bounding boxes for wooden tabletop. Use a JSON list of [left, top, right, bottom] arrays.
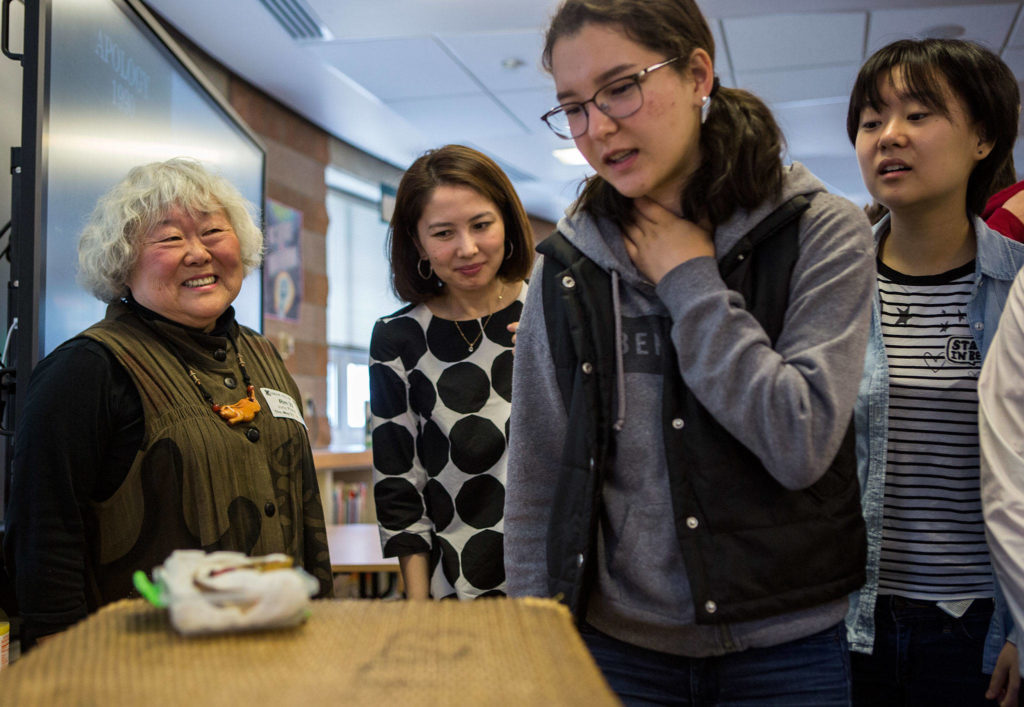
[[327, 523, 399, 573], [312, 448, 372, 472], [2, 598, 619, 705]]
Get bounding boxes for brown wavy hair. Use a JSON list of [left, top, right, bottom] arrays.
[[847, 39, 1019, 215], [542, 0, 785, 227], [388, 145, 535, 304]]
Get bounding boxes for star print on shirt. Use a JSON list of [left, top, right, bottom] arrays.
[[895, 306, 912, 326]]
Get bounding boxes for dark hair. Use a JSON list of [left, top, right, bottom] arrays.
[[388, 144, 534, 304], [847, 38, 1019, 215], [989, 153, 1018, 197], [542, 0, 784, 227]]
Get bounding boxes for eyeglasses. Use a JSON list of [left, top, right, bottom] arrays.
[[541, 57, 681, 139]]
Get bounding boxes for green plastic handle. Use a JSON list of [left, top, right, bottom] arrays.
[[133, 570, 167, 608]]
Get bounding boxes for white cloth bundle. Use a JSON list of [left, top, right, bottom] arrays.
[[151, 550, 319, 636]]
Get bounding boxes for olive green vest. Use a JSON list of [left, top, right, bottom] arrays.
[[80, 302, 333, 605]]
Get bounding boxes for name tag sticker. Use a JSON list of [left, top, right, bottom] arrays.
[[260, 388, 307, 428]]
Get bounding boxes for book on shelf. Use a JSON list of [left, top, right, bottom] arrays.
[[331, 481, 372, 524]]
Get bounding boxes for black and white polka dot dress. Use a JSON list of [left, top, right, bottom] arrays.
[[369, 284, 526, 599]]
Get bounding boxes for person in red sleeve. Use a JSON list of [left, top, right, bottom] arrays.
[[984, 179, 1024, 243]]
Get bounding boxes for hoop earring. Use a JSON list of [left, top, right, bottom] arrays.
[[504, 240, 514, 261], [417, 258, 433, 280]]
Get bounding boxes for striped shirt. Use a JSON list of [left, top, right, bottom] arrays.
[[876, 259, 993, 600]]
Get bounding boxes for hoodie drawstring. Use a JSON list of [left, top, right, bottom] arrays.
[[611, 270, 626, 432]]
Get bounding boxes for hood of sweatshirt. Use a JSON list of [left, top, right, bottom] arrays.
[[555, 162, 828, 279]]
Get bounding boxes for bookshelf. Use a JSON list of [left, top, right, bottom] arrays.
[[313, 448, 375, 525]]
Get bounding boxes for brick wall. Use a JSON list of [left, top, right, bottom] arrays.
[[228, 80, 333, 447]]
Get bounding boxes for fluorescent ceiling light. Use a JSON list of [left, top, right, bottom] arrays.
[[553, 147, 588, 166]]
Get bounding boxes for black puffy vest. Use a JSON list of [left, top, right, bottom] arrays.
[[539, 196, 866, 624]]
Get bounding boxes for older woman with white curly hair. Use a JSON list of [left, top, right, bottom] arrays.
[[4, 157, 333, 649]]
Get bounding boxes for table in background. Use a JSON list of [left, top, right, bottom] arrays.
[[327, 523, 399, 598]]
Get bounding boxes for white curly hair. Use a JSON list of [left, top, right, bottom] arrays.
[[77, 157, 263, 303]]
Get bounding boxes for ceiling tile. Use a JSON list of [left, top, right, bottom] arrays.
[[439, 31, 552, 92], [1007, 7, 1024, 47], [774, 100, 866, 206], [306, 0, 557, 39], [867, 3, 1019, 53], [386, 94, 529, 142], [309, 37, 480, 101], [708, 19, 735, 84], [793, 155, 870, 207], [1002, 47, 1024, 78], [723, 12, 866, 71], [494, 87, 563, 134], [772, 99, 856, 157], [736, 64, 861, 104], [475, 132, 593, 184]]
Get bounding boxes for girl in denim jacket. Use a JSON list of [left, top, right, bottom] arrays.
[[845, 38, 1024, 707]]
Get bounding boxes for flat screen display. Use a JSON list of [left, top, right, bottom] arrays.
[[39, 0, 264, 355]]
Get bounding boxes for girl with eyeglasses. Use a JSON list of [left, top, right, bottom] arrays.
[[844, 39, 1024, 707], [504, 0, 875, 703]]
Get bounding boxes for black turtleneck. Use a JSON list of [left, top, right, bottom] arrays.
[[4, 300, 236, 642]]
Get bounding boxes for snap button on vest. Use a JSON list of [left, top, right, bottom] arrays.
[[264, 502, 276, 517], [562, 275, 576, 289], [213, 349, 227, 361], [246, 427, 260, 442], [224, 376, 237, 389], [581, 362, 593, 374], [672, 418, 685, 429], [705, 600, 717, 614], [686, 516, 699, 529], [576, 553, 584, 567]]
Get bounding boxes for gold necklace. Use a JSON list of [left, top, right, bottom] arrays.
[[453, 284, 505, 353]]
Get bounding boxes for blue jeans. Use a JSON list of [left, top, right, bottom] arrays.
[[850, 595, 995, 706], [580, 622, 851, 706]]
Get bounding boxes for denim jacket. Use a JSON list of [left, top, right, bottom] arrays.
[[846, 213, 1024, 671]]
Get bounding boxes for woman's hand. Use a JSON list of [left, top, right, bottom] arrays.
[[507, 321, 518, 351], [986, 641, 1021, 707], [622, 197, 715, 284]]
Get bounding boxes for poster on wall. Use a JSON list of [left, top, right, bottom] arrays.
[[263, 198, 304, 322]]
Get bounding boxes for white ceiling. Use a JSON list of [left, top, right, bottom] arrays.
[[145, 0, 1024, 223]]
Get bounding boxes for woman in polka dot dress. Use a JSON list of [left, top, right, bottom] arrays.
[[369, 145, 534, 599]]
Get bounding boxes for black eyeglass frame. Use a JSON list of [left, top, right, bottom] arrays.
[[540, 56, 682, 139]]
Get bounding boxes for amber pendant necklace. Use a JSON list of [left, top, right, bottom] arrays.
[[133, 304, 261, 427], [186, 341, 261, 426]]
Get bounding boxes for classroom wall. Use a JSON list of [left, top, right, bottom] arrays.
[[1, 9, 556, 453]]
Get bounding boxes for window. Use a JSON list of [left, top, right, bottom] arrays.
[[325, 185, 401, 449], [326, 347, 371, 448]]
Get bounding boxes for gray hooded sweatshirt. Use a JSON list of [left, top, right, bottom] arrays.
[[505, 162, 874, 656]]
